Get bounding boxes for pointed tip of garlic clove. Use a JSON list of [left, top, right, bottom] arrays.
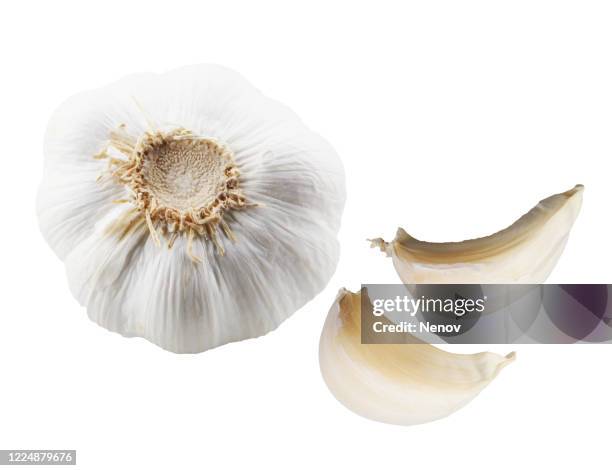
[[494, 351, 517, 376], [335, 286, 352, 302], [569, 183, 584, 194], [368, 237, 392, 257]]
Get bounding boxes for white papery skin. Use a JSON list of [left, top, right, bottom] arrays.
[[38, 65, 345, 353], [319, 289, 515, 426], [371, 185, 583, 284]]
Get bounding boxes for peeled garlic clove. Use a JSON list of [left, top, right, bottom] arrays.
[[371, 185, 583, 284], [38, 64, 345, 353], [319, 289, 515, 426]]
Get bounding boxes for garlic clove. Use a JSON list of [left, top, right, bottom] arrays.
[[370, 185, 583, 284], [319, 289, 515, 426]]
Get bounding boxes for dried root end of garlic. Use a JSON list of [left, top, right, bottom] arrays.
[[38, 64, 345, 353], [99, 126, 253, 262], [319, 289, 515, 426], [370, 184, 583, 284]]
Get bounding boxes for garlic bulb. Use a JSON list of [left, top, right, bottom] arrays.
[[319, 289, 515, 425], [370, 185, 583, 284], [38, 65, 345, 353]]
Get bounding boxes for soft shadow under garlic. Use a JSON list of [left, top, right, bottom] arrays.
[[319, 288, 515, 426]]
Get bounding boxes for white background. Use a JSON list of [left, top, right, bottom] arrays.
[[1, 1, 611, 469]]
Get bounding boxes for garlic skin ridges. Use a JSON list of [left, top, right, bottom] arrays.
[[319, 289, 515, 426], [370, 185, 583, 284], [38, 64, 345, 353]]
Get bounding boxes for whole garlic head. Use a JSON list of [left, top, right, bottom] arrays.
[[38, 64, 345, 353]]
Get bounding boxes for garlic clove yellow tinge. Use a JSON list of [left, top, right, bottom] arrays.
[[319, 289, 515, 426], [370, 185, 583, 284], [38, 65, 345, 353]]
